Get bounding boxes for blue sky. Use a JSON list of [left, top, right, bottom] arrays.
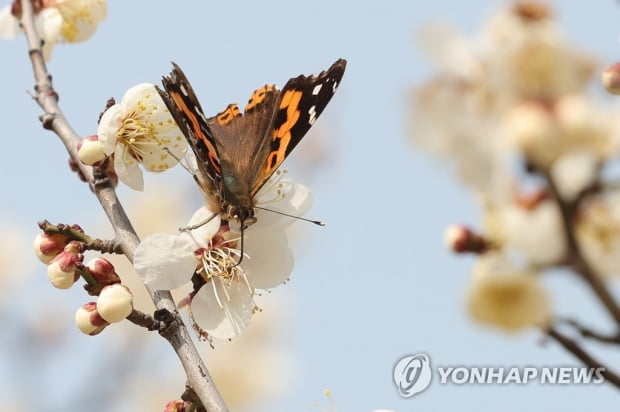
[[2, 1, 620, 411]]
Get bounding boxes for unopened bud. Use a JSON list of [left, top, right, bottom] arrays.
[[164, 400, 186, 412], [97, 284, 133, 323], [75, 302, 109, 335], [47, 242, 83, 289], [86, 257, 120, 286], [444, 224, 488, 254], [602, 63, 620, 95], [77, 135, 107, 166], [34, 232, 69, 264]]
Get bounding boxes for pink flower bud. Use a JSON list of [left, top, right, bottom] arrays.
[[163, 400, 186, 412], [33, 232, 69, 264], [444, 224, 488, 254], [77, 135, 107, 166], [75, 302, 109, 336], [47, 243, 83, 289], [97, 284, 133, 323], [602, 63, 620, 95], [85, 257, 120, 286]]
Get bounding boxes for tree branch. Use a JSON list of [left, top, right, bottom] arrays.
[[558, 318, 620, 345], [543, 169, 620, 326], [546, 326, 620, 389], [19, 1, 228, 410]]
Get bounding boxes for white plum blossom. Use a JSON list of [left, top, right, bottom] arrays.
[[550, 151, 599, 201], [486, 199, 566, 266], [468, 253, 551, 332], [0, 0, 107, 61], [134, 175, 311, 339], [98, 83, 187, 191]]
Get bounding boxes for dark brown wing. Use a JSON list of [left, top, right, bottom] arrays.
[[251, 58, 347, 195], [206, 85, 282, 207], [156, 63, 223, 211]]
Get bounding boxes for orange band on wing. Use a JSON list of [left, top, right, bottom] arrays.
[[266, 90, 302, 169], [216, 104, 241, 126], [170, 91, 221, 173], [245, 85, 276, 111]]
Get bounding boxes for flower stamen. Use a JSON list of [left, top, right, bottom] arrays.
[[198, 245, 247, 309]]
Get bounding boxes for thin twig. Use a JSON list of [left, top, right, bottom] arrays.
[[558, 318, 620, 345], [546, 326, 620, 389], [19, 1, 228, 410]]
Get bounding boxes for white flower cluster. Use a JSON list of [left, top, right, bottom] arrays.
[[416, 1, 620, 332], [0, 0, 107, 61]]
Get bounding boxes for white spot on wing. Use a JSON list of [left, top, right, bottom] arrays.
[[180, 84, 188, 96], [308, 105, 317, 125], [196, 106, 208, 123], [312, 84, 323, 95]]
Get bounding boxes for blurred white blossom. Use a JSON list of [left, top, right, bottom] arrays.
[[468, 253, 551, 331], [485, 199, 566, 266], [0, 0, 107, 61], [412, 0, 620, 335]]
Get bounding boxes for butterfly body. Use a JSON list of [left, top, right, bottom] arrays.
[[157, 59, 346, 229]]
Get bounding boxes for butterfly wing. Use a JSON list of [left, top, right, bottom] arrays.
[[250, 58, 347, 195], [156, 63, 224, 211], [206, 85, 282, 209]]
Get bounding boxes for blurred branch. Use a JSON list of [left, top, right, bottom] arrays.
[[546, 325, 620, 389], [559, 318, 620, 345], [543, 169, 620, 327], [19, 0, 228, 410]]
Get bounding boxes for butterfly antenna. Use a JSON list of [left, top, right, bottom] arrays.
[[163, 147, 208, 197], [163, 147, 194, 175], [179, 212, 218, 232], [254, 206, 325, 226]]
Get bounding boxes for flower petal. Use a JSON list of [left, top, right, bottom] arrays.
[[186, 206, 221, 245], [35, 8, 62, 61], [134, 233, 197, 290], [119, 83, 158, 109], [98, 104, 121, 154], [254, 179, 313, 229], [243, 227, 293, 289], [56, 0, 107, 43], [114, 146, 144, 191], [0, 5, 20, 39], [118, 83, 187, 173], [191, 277, 253, 339]]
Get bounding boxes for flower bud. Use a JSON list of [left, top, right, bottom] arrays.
[[85, 257, 121, 286], [602, 63, 620, 95], [444, 224, 488, 254], [164, 400, 186, 412], [47, 242, 83, 289], [34, 232, 69, 264], [97, 284, 133, 323], [75, 302, 109, 335], [77, 135, 107, 166]]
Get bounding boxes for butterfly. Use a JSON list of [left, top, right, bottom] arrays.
[[156, 58, 346, 231]]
